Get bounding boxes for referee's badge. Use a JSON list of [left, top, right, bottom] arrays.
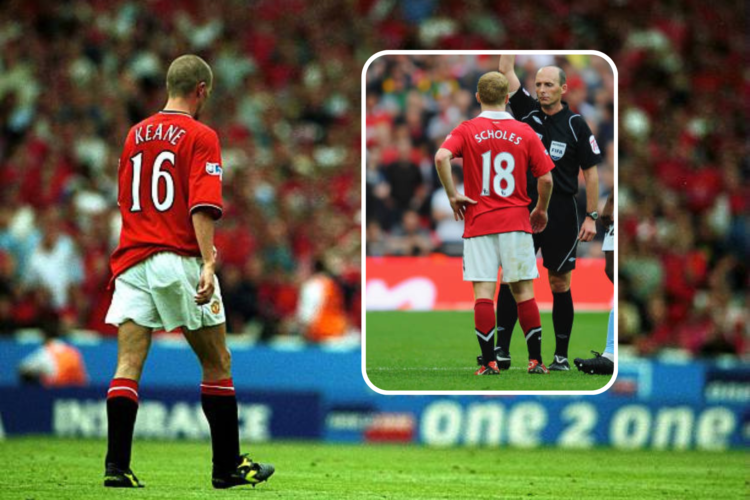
[[589, 135, 601, 154], [550, 140, 567, 161]]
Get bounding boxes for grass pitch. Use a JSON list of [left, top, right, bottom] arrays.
[[0, 437, 746, 499], [366, 311, 612, 391]]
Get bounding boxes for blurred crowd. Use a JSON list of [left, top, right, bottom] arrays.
[[365, 54, 615, 257], [0, 0, 361, 340], [615, 6, 748, 358], [361, 0, 747, 358], [0, 0, 745, 356]]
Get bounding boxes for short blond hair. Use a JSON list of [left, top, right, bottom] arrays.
[[477, 72, 509, 105], [166, 55, 213, 97]]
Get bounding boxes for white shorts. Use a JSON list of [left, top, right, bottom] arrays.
[[106, 252, 226, 332], [463, 231, 539, 283], [602, 224, 614, 252]]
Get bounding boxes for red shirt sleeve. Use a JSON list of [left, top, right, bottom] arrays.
[[189, 128, 223, 219], [440, 123, 466, 158], [527, 130, 555, 178]]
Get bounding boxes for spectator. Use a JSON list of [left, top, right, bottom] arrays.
[[431, 167, 465, 256], [365, 220, 388, 257], [297, 257, 349, 344], [0, 251, 16, 335], [18, 316, 88, 387], [387, 210, 434, 256], [383, 139, 424, 216], [24, 210, 83, 314]]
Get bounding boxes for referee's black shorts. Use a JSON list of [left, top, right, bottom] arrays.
[[531, 193, 580, 273]]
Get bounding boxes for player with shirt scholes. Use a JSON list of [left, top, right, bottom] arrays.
[[486, 55, 604, 372], [103, 55, 274, 489], [435, 71, 555, 376]]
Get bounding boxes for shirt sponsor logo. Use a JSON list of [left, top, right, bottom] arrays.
[[532, 115, 543, 125], [549, 141, 567, 161], [206, 162, 223, 179], [589, 135, 601, 154]]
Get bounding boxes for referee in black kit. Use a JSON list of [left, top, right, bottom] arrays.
[[479, 54, 603, 372]]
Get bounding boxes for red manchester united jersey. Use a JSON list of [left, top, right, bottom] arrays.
[[441, 111, 554, 238], [110, 110, 223, 280]]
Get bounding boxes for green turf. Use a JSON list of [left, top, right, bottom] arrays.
[[0, 438, 746, 499], [366, 311, 612, 391]]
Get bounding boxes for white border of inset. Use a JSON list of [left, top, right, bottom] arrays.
[[361, 50, 618, 396]]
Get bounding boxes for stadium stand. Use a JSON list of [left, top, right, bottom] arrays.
[[360, 1, 745, 358], [0, 0, 745, 358], [0, 0, 362, 339], [365, 53, 615, 258]]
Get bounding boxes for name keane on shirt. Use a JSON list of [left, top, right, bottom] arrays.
[[474, 128, 523, 145], [134, 124, 187, 146]]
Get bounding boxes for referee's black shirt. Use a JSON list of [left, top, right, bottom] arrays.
[[509, 87, 602, 198]]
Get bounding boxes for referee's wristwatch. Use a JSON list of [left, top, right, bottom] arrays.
[[586, 211, 599, 221]]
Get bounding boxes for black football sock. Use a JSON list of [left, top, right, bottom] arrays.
[[106, 378, 139, 470], [474, 299, 496, 367], [201, 378, 241, 475], [552, 290, 574, 359], [496, 284, 518, 353]]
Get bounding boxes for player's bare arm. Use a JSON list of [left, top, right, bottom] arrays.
[[600, 191, 614, 228], [435, 147, 476, 221], [497, 54, 521, 94], [192, 209, 217, 305], [579, 167, 599, 242], [530, 171, 553, 233]]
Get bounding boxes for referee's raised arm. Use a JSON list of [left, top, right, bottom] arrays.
[[498, 54, 521, 93]]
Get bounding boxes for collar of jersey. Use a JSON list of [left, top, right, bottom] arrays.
[[539, 101, 571, 119], [477, 111, 514, 120], [159, 109, 193, 117]]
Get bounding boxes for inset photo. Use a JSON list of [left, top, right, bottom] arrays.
[[363, 51, 617, 394]]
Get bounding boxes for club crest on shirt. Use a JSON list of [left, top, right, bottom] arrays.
[[532, 115, 543, 125], [549, 141, 567, 161], [589, 135, 601, 154], [206, 162, 223, 179]]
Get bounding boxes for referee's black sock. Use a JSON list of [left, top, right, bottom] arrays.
[[552, 290, 574, 358], [495, 284, 518, 353], [105, 378, 139, 471], [201, 379, 241, 476]]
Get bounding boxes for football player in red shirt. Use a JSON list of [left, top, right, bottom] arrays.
[[435, 71, 555, 375], [103, 55, 273, 489]]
